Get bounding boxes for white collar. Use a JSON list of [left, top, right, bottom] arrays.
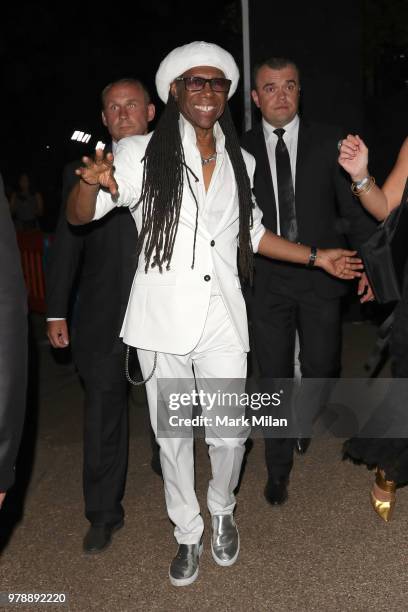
[[178, 113, 226, 155], [262, 114, 299, 141]]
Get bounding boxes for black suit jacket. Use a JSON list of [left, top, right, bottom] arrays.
[[46, 157, 138, 355], [242, 120, 376, 299], [0, 174, 27, 490]]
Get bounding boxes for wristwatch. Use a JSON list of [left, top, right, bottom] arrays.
[[307, 246, 317, 267]]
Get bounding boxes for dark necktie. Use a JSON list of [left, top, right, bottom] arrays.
[[274, 128, 298, 242]]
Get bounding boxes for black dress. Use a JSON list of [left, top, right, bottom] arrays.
[[344, 271, 408, 483]]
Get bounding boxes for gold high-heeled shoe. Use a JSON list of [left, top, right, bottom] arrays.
[[370, 468, 396, 522]]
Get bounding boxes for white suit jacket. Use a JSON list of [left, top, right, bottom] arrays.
[[94, 118, 265, 355]]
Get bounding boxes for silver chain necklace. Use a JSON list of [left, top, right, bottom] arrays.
[[201, 152, 217, 165]]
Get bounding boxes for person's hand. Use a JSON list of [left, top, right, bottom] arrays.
[[338, 134, 369, 182], [0, 491, 6, 508], [316, 249, 363, 279], [47, 320, 70, 348], [75, 149, 118, 196], [358, 272, 375, 303]]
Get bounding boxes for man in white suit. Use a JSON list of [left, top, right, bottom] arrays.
[[67, 41, 361, 586]]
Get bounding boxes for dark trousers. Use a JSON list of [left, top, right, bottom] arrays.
[[74, 339, 128, 526], [251, 286, 342, 480]]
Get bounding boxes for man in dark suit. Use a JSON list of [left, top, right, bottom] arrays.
[[46, 78, 155, 552], [242, 58, 375, 505], [0, 172, 27, 509]]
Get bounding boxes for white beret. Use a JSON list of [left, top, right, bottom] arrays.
[[155, 41, 240, 103]]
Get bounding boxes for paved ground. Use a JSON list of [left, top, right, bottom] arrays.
[[1, 315, 407, 612]]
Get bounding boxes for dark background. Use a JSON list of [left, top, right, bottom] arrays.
[[2, 0, 408, 230]]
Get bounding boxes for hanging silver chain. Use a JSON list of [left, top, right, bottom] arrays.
[[125, 346, 157, 386]]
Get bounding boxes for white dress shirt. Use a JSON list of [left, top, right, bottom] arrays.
[[262, 114, 299, 236], [93, 116, 265, 354]]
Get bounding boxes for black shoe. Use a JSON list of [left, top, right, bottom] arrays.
[[295, 438, 311, 455], [264, 477, 289, 506], [82, 520, 124, 554]]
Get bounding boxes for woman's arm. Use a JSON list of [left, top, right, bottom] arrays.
[[382, 137, 408, 214], [339, 135, 408, 221]]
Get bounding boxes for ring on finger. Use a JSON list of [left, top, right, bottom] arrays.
[[337, 139, 343, 152]]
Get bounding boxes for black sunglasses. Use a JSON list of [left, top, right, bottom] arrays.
[[175, 76, 232, 93]]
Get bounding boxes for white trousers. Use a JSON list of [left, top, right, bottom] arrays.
[[137, 295, 248, 545]]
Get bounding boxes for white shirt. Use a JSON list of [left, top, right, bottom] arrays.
[[262, 114, 299, 236], [93, 117, 265, 353], [179, 115, 228, 295]]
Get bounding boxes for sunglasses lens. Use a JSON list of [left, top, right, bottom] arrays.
[[185, 77, 205, 91], [212, 78, 231, 92]]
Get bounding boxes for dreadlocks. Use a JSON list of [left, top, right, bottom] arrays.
[[219, 104, 254, 283], [133, 95, 254, 282]]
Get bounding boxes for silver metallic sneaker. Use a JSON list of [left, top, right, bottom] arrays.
[[169, 541, 203, 587], [211, 514, 240, 566]]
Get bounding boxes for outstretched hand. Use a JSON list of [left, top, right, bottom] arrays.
[[75, 149, 118, 196], [317, 249, 363, 279]]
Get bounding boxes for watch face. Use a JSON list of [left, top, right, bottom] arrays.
[[308, 248, 317, 267]]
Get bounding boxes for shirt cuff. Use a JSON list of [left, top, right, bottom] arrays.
[[251, 225, 266, 254]]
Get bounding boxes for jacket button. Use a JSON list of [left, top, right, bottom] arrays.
[[204, 274, 211, 282], [210, 240, 215, 246]]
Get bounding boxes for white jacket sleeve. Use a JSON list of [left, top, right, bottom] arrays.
[[241, 148, 266, 253], [93, 134, 151, 220]]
